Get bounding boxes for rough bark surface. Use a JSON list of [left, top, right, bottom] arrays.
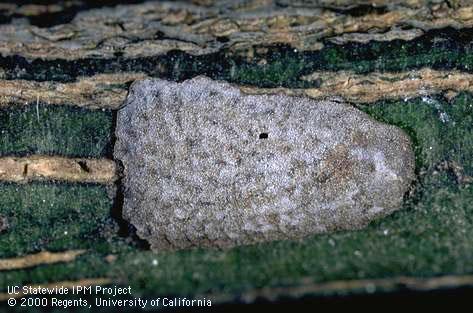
[[1, 1, 473, 60]]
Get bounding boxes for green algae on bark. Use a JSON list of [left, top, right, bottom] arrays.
[[0, 104, 113, 158]]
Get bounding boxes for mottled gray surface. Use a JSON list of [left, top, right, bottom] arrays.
[[115, 76, 415, 251]]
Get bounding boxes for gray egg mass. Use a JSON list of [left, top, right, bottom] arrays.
[[114, 76, 415, 251]]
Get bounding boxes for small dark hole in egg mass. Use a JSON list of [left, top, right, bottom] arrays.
[[259, 133, 269, 139]]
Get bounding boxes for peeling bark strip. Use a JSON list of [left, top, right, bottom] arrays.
[[0, 1, 473, 60], [231, 274, 473, 303], [0, 250, 85, 271], [0, 156, 116, 183], [0, 73, 147, 109], [2, 69, 473, 108], [241, 68, 473, 103], [0, 278, 111, 301], [0, 1, 146, 28]]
